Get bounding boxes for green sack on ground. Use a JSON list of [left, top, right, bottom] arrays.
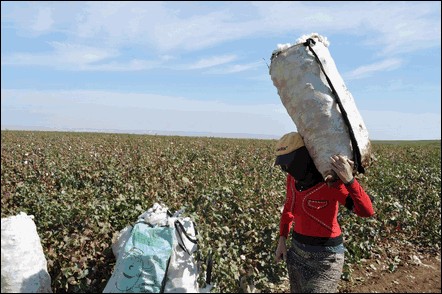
[[103, 222, 174, 293]]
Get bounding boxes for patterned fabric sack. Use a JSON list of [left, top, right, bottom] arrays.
[[104, 203, 213, 293], [103, 221, 174, 293], [163, 216, 199, 293]]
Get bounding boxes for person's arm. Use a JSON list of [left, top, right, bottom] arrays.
[[279, 175, 295, 238], [331, 155, 374, 217], [275, 236, 287, 263], [343, 178, 374, 217], [275, 175, 294, 263]]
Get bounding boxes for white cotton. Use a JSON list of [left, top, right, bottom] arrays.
[[294, 32, 330, 47], [272, 43, 292, 55]]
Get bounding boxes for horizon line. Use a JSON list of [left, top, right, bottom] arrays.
[[2, 125, 441, 141]]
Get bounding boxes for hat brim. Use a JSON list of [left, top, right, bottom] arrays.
[[274, 151, 296, 166]]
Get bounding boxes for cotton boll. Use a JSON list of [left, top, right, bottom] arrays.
[[277, 43, 292, 50], [272, 43, 292, 55], [295, 33, 330, 47]]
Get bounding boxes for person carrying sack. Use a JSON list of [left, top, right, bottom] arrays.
[[273, 132, 375, 293]]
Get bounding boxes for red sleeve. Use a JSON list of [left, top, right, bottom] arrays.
[[345, 179, 375, 217], [279, 175, 295, 238]]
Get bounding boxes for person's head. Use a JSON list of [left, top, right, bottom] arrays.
[[274, 132, 321, 183]]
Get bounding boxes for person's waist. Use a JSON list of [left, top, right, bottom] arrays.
[[292, 231, 343, 247]]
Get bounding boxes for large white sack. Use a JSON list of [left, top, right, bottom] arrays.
[[1, 212, 52, 293], [269, 33, 372, 182]]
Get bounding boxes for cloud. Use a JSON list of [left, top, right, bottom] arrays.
[[2, 42, 115, 65], [1, 1, 83, 36], [1, 89, 292, 136], [344, 58, 403, 80], [81, 59, 159, 72], [1, 41, 158, 71], [361, 110, 441, 140], [0, 89, 284, 113], [253, 1, 441, 55], [2, 2, 439, 54], [186, 55, 237, 70], [2, 1, 440, 78], [32, 6, 54, 33], [205, 61, 263, 74], [2, 89, 440, 140]]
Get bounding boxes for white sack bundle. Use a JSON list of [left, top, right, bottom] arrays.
[[269, 33, 372, 181], [1, 212, 52, 293]]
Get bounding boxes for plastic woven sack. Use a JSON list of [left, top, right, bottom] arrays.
[[107, 203, 213, 293], [269, 33, 372, 181], [103, 222, 174, 293]]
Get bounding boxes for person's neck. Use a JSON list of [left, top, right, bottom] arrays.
[[295, 180, 318, 192], [295, 170, 323, 192]]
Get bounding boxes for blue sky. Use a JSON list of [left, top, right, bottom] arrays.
[[1, 1, 441, 140]]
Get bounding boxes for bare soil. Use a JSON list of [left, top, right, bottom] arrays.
[[273, 252, 441, 293], [338, 254, 441, 293]]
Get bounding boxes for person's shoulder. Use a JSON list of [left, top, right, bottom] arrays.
[[287, 173, 295, 182], [326, 180, 346, 191]]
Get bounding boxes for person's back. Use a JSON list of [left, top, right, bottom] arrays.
[[274, 132, 374, 293]]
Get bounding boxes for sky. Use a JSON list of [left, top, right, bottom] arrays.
[[1, 1, 441, 140]]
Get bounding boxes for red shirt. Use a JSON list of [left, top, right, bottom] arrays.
[[279, 174, 374, 239]]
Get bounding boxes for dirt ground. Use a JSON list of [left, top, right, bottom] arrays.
[[338, 253, 441, 293]]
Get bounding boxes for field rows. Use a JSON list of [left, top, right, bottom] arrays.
[[1, 131, 440, 293]]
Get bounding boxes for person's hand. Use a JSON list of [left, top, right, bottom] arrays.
[[330, 154, 354, 184], [274, 236, 287, 263]]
